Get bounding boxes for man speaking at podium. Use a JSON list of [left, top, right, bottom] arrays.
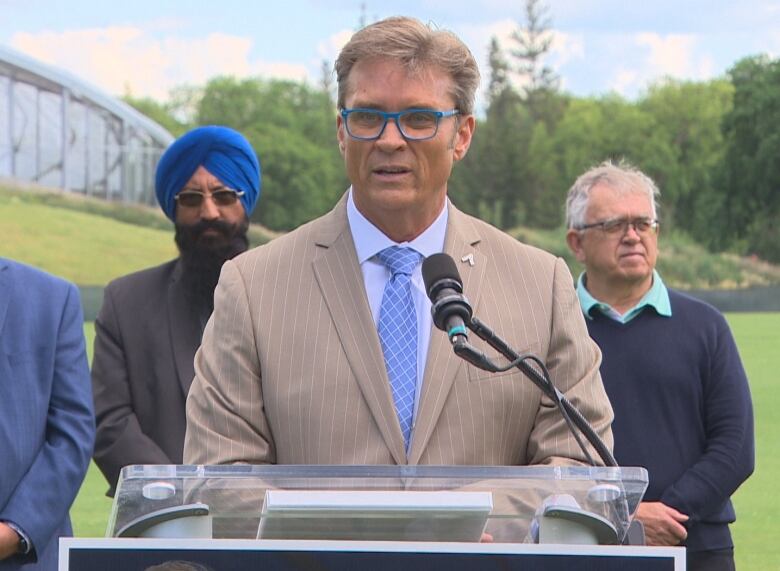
[[184, 17, 613, 470]]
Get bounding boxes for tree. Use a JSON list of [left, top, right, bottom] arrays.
[[196, 76, 347, 231], [717, 55, 780, 262], [510, 0, 561, 124], [639, 79, 733, 236], [486, 36, 511, 106], [449, 34, 531, 229], [122, 94, 189, 138], [450, 94, 532, 228], [319, 59, 335, 103]]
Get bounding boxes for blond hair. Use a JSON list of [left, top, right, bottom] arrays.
[[335, 16, 480, 115]]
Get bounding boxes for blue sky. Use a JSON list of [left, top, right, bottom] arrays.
[[3, 0, 779, 107]]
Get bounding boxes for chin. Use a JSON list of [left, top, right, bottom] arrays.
[[622, 269, 653, 283], [369, 187, 420, 208], [197, 235, 229, 247]]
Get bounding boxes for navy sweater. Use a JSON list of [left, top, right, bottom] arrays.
[[586, 290, 754, 552]]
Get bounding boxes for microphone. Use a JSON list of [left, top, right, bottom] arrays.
[[421, 253, 473, 344]]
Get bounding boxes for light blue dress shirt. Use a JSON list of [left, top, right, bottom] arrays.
[[576, 269, 672, 323], [346, 188, 448, 439]]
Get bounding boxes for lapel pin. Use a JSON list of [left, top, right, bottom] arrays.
[[461, 253, 475, 267]]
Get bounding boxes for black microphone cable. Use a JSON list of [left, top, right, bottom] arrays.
[[468, 316, 616, 467], [422, 253, 616, 468], [462, 341, 597, 467]]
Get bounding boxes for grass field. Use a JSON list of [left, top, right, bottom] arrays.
[[726, 313, 779, 569], [68, 314, 779, 569], [4, 184, 777, 564], [4, 184, 780, 289], [1, 192, 176, 285], [0, 186, 275, 283]]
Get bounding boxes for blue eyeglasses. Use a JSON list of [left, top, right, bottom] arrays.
[[340, 108, 460, 141]]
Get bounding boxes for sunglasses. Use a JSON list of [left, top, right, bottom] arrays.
[[175, 188, 245, 208]]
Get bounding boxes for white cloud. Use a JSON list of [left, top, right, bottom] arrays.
[[636, 32, 697, 77], [10, 26, 310, 101], [550, 31, 586, 67], [316, 28, 353, 64], [607, 32, 714, 96], [610, 69, 640, 95], [767, 27, 780, 57], [453, 18, 585, 108]]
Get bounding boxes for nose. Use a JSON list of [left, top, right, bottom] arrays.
[[621, 223, 642, 242], [200, 194, 221, 220], [375, 117, 407, 149]]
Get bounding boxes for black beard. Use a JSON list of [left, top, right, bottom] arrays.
[[175, 217, 250, 312]]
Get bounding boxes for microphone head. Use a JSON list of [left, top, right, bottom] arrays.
[[422, 253, 463, 299]]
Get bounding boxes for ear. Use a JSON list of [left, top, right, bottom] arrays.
[[336, 114, 346, 156], [566, 229, 587, 264], [452, 114, 476, 161]]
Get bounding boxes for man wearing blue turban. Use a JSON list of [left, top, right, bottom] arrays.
[[91, 125, 261, 495]]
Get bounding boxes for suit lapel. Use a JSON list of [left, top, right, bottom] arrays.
[[0, 260, 10, 340], [311, 197, 408, 464], [409, 204, 484, 463], [167, 261, 202, 396]]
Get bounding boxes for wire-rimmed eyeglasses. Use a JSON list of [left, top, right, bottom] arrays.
[[576, 217, 659, 236], [175, 188, 245, 208], [340, 108, 460, 141]]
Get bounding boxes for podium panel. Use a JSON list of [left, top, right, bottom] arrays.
[[60, 538, 685, 570], [108, 465, 649, 545]]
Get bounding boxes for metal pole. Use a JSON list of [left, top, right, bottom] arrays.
[[119, 120, 126, 202], [84, 102, 90, 195], [61, 87, 69, 190], [8, 74, 15, 177], [34, 87, 41, 182]]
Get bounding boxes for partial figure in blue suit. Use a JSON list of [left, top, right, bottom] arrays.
[[0, 258, 95, 570]]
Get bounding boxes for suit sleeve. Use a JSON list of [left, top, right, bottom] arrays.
[[92, 285, 172, 495], [1, 283, 95, 561], [525, 257, 614, 466], [184, 259, 276, 465], [660, 315, 755, 520]]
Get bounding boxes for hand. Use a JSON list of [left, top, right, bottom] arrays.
[[634, 501, 689, 546], [0, 522, 21, 561]]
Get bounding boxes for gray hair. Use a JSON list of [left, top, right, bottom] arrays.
[[565, 160, 661, 229], [334, 16, 481, 115]]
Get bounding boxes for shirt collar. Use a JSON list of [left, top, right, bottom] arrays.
[[576, 269, 672, 323], [346, 187, 448, 261]]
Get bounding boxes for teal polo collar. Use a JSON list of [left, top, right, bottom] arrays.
[[576, 270, 672, 323]]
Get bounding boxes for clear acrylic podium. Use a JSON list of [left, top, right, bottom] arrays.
[[58, 465, 687, 570], [106, 464, 648, 544]]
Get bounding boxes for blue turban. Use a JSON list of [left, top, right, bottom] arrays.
[[155, 125, 261, 221]]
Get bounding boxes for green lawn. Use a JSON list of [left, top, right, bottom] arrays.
[[69, 313, 779, 570], [70, 324, 114, 537], [4, 184, 780, 290], [726, 313, 779, 569], [1, 187, 274, 283], [1, 193, 176, 285]]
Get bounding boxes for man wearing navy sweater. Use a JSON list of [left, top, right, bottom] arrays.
[[565, 161, 754, 571]]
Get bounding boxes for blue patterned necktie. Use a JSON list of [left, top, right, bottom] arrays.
[[377, 246, 422, 452]]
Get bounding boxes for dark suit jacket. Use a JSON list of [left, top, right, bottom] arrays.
[[0, 258, 94, 570], [92, 258, 203, 495]]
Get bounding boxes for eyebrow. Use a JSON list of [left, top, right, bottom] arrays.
[[180, 185, 230, 193], [348, 102, 443, 111]]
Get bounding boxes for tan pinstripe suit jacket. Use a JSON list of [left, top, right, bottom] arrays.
[[183, 195, 613, 467]]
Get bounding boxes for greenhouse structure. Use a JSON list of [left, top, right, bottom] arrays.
[[0, 45, 173, 205]]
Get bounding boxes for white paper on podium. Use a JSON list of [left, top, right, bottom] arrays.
[[257, 490, 493, 542]]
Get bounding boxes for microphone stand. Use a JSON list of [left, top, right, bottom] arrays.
[[466, 316, 617, 467]]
